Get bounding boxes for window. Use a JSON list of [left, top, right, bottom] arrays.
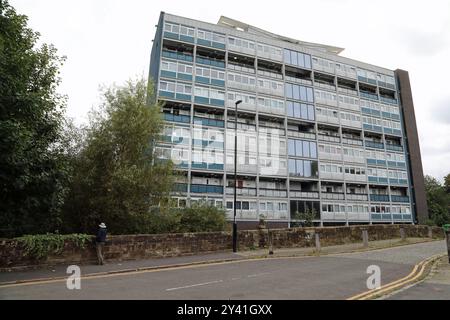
[[286, 84, 314, 103], [284, 49, 312, 69]]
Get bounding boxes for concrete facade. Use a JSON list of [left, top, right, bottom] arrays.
[[149, 12, 428, 228]]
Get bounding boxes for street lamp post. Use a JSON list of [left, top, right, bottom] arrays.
[[233, 100, 243, 253]]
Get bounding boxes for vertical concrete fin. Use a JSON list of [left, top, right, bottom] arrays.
[[395, 69, 429, 224]]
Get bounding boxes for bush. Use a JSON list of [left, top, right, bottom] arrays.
[[176, 201, 228, 233], [16, 233, 92, 259]]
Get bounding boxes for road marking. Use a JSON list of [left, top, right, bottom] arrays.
[[166, 280, 223, 291], [347, 253, 445, 300], [247, 272, 270, 278]]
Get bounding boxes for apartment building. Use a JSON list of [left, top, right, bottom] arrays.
[[149, 12, 428, 228]]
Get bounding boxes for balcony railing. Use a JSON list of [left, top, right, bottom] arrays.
[[370, 194, 390, 202], [386, 144, 403, 152], [289, 191, 320, 199], [259, 189, 287, 198], [391, 195, 410, 203], [321, 192, 345, 200], [365, 141, 385, 149], [346, 193, 368, 201], [225, 187, 257, 196], [342, 137, 363, 146]]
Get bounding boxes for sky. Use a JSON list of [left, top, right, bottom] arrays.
[[9, 0, 450, 181]]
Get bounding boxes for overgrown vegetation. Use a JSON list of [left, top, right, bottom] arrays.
[[424, 174, 450, 227], [293, 208, 317, 227], [16, 234, 92, 259]]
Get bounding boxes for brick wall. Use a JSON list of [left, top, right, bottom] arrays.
[[0, 225, 444, 269]]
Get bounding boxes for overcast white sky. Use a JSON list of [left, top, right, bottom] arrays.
[[10, 0, 450, 180]]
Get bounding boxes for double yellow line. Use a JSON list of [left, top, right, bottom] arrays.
[[347, 253, 445, 300]]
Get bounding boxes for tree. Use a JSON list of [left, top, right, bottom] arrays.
[[0, 1, 67, 237], [424, 175, 450, 227], [62, 77, 174, 234], [175, 201, 228, 233]]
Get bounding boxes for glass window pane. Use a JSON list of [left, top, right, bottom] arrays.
[[295, 140, 303, 157], [285, 83, 293, 99], [289, 159, 296, 174], [287, 101, 294, 117], [284, 49, 291, 64], [304, 161, 312, 177], [293, 85, 300, 100], [307, 88, 314, 103], [308, 105, 315, 121], [300, 86, 307, 101], [288, 140, 295, 156], [310, 142, 317, 158], [301, 104, 308, 119], [296, 160, 304, 176], [294, 103, 301, 118], [303, 141, 310, 158]]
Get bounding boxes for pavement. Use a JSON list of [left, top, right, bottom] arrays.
[[385, 256, 450, 300], [0, 238, 447, 300]]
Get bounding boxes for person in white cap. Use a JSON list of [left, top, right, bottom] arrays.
[[95, 222, 107, 265]]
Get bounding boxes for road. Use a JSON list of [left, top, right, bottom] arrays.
[[0, 241, 446, 300]]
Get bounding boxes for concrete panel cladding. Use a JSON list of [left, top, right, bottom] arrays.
[[395, 69, 429, 224]]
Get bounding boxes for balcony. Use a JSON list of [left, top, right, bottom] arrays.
[[370, 194, 390, 202], [346, 193, 368, 201], [321, 192, 345, 200], [289, 191, 320, 199], [259, 188, 287, 198], [190, 184, 224, 194], [386, 144, 403, 152], [226, 187, 257, 197], [391, 195, 410, 203], [365, 141, 385, 150]]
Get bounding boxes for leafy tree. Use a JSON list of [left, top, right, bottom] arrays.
[[61, 78, 174, 234], [0, 0, 67, 237], [424, 175, 450, 227], [295, 208, 317, 227]]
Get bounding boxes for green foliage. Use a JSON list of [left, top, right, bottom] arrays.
[[61, 77, 174, 235], [16, 233, 92, 259], [0, 0, 68, 237], [175, 201, 228, 233], [424, 175, 450, 227], [293, 208, 317, 227]]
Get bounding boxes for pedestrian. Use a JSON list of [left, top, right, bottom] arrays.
[[95, 222, 107, 265]]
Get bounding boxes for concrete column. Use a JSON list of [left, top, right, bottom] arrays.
[[400, 227, 406, 241], [362, 229, 369, 248], [446, 231, 450, 264], [315, 233, 321, 252], [428, 226, 433, 238]]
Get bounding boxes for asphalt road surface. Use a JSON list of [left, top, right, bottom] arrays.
[[0, 241, 446, 300]]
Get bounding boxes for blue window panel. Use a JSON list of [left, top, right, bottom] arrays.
[[177, 162, 189, 168], [212, 42, 226, 50], [285, 83, 293, 99], [192, 162, 207, 169], [308, 105, 315, 121], [291, 51, 298, 65], [402, 215, 412, 220], [179, 35, 194, 43], [371, 110, 381, 117], [284, 49, 291, 64], [373, 126, 383, 132], [293, 85, 300, 100], [387, 161, 397, 167], [211, 79, 225, 87], [392, 196, 410, 203], [288, 159, 296, 175], [397, 162, 406, 168], [197, 39, 212, 47], [301, 104, 308, 120], [299, 86, 307, 101], [384, 128, 393, 135], [287, 102, 294, 117], [177, 73, 192, 81], [393, 129, 402, 136], [371, 214, 382, 220], [306, 88, 314, 103], [210, 99, 225, 107], [367, 159, 377, 165], [378, 177, 388, 184], [162, 135, 172, 143], [288, 140, 295, 156], [382, 112, 390, 118], [304, 55, 312, 69], [296, 160, 304, 176], [293, 103, 301, 118], [176, 93, 191, 101], [376, 160, 387, 166], [192, 139, 203, 147], [361, 107, 372, 115], [164, 32, 179, 40], [392, 114, 400, 121], [381, 214, 392, 220], [393, 214, 403, 220], [208, 163, 224, 170], [368, 176, 378, 183], [370, 195, 389, 202], [195, 96, 209, 105], [195, 76, 210, 85], [358, 76, 367, 83], [399, 179, 408, 185], [161, 70, 177, 79], [389, 178, 399, 184], [159, 91, 175, 99], [368, 79, 377, 85]]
